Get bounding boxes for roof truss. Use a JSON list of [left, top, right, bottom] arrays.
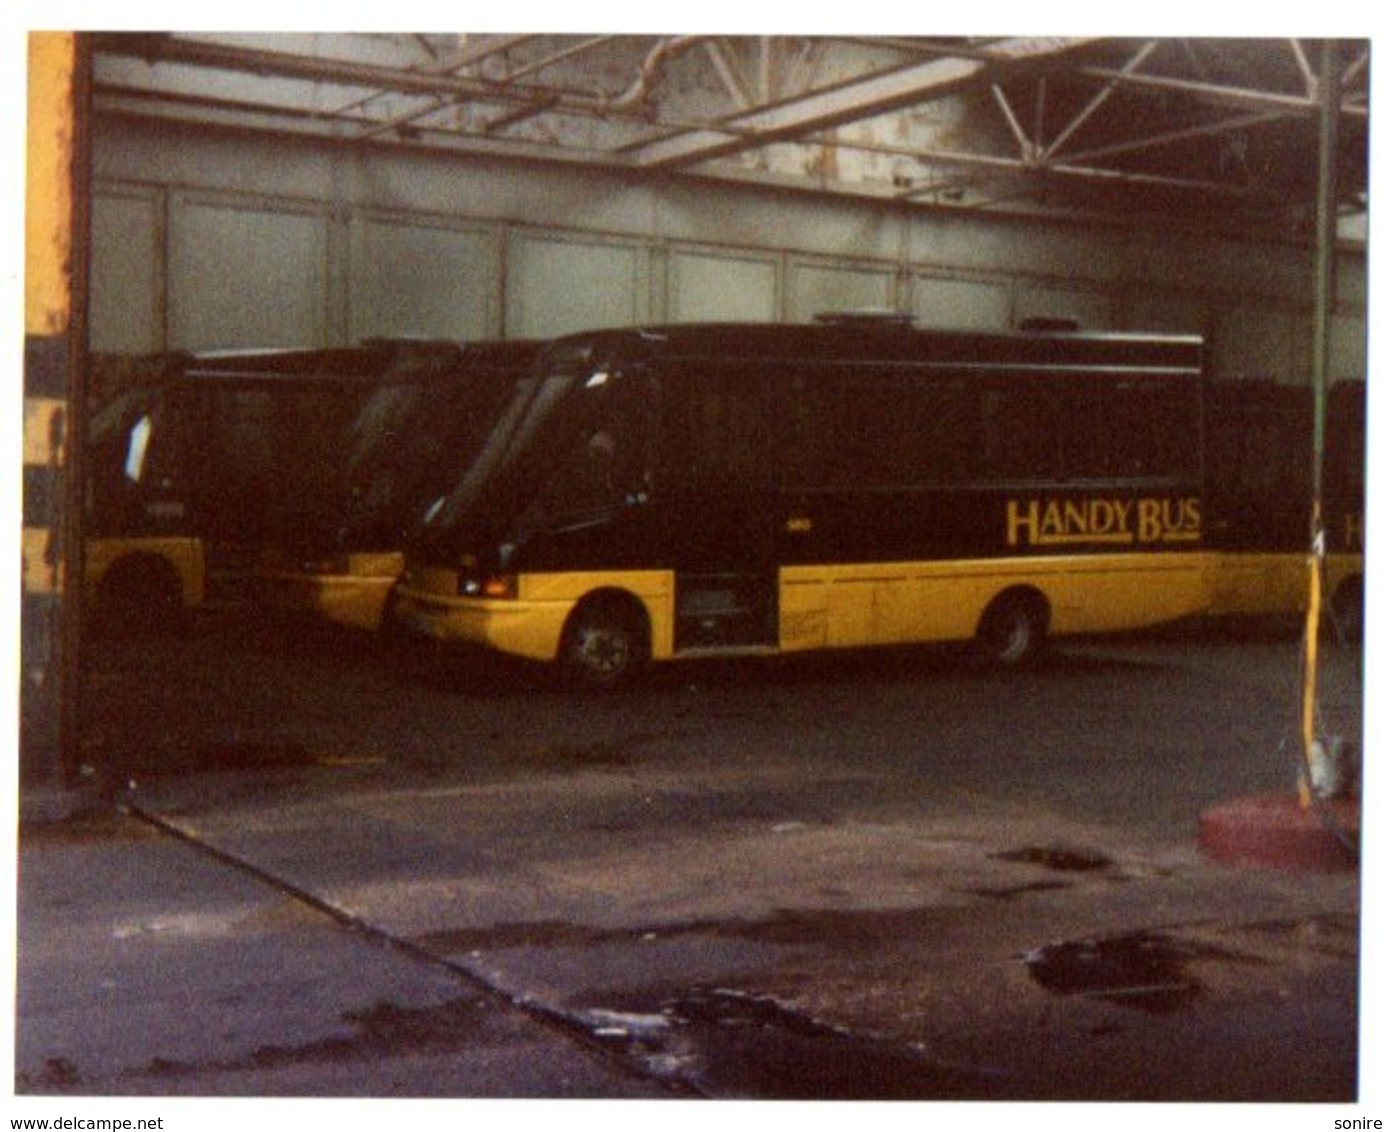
[[90, 32, 1370, 239]]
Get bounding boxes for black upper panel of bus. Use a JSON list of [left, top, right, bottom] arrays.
[[540, 320, 1206, 376]]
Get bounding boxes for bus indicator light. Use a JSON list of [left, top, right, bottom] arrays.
[[482, 575, 518, 599]]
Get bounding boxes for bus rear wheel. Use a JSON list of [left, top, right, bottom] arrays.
[[560, 595, 650, 690], [974, 590, 1049, 668]]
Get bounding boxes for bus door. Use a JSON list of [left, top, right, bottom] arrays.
[[661, 364, 778, 651]]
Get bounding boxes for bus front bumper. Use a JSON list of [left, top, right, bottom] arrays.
[[390, 586, 571, 662], [254, 552, 405, 632]]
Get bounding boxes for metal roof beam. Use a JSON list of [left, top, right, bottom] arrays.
[[1044, 40, 1161, 161], [1058, 108, 1291, 168], [90, 33, 661, 125], [619, 37, 1099, 170], [1074, 63, 1368, 119], [329, 33, 543, 135]]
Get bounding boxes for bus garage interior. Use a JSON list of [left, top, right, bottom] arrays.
[[16, 32, 1376, 1107]]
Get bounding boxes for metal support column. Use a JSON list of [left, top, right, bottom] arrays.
[[21, 32, 90, 819], [1299, 39, 1341, 808]]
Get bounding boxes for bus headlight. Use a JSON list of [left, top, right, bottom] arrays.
[[456, 553, 481, 595], [458, 573, 516, 599], [450, 554, 515, 599]]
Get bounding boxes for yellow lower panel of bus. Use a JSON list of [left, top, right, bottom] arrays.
[[254, 566, 401, 632], [1207, 551, 1364, 619], [779, 553, 1211, 652], [1325, 554, 1362, 599], [397, 570, 673, 661], [398, 556, 1209, 663], [1207, 553, 1307, 617], [83, 536, 206, 608]]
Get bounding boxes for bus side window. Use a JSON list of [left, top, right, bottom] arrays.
[[1327, 387, 1366, 505], [879, 374, 981, 486], [1103, 380, 1200, 481], [982, 385, 1062, 483], [663, 367, 771, 495], [783, 370, 983, 491], [782, 372, 835, 491], [808, 373, 981, 489]]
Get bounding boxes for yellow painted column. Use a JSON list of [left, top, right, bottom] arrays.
[[21, 33, 87, 805]]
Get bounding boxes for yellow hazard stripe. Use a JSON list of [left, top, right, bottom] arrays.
[[22, 526, 65, 596], [23, 396, 66, 466]]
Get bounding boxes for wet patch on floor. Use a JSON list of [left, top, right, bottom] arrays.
[[1020, 930, 1253, 1014], [418, 905, 968, 957], [1233, 913, 1359, 957], [15, 1057, 83, 1093], [417, 919, 634, 952], [134, 997, 495, 1079], [959, 880, 1072, 901], [580, 987, 1015, 1100], [706, 905, 968, 948], [993, 844, 1114, 871]]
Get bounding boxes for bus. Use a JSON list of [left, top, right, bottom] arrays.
[[391, 315, 1212, 686], [249, 339, 543, 631], [1205, 378, 1365, 638], [83, 341, 462, 631]]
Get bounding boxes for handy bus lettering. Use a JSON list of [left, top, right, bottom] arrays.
[[1007, 496, 1201, 548]]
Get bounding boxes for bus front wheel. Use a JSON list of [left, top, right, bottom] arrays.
[[974, 590, 1049, 669], [560, 595, 650, 690]]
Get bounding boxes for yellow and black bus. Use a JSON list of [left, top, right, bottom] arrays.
[[251, 339, 543, 631], [84, 341, 462, 631], [392, 315, 1213, 686], [1206, 378, 1365, 638]]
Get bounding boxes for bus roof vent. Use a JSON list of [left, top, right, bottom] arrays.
[[814, 309, 915, 329], [1018, 317, 1081, 333]]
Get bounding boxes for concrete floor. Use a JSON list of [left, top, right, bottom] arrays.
[[12, 611, 1376, 1118]]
